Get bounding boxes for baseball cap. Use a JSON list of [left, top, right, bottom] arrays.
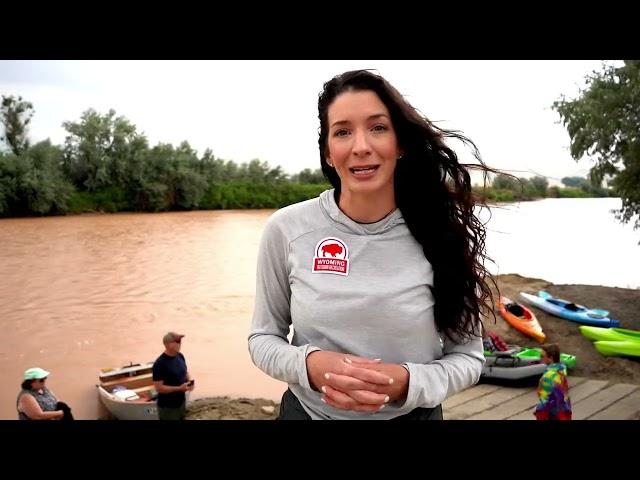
[[24, 367, 50, 380], [163, 331, 185, 344]]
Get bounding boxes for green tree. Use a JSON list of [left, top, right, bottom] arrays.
[[492, 173, 519, 191], [238, 159, 287, 183], [170, 141, 207, 209], [1, 95, 34, 155], [561, 176, 611, 197], [62, 109, 147, 191], [553, 60, 640, 229], [291, 168, 327, 184], [529, 176, 548, 197], [561, 176, 587, 188], [0, 141, 73, 216]]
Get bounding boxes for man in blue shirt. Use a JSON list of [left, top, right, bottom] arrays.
[[152, 331, 194, 420]]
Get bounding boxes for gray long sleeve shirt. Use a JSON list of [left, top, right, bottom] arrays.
[[248, 189, 484, 419]]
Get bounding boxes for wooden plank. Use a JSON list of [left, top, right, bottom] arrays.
[[589, 388, 640, 420], [566, 379, 610, 403], [132, 385, 155, 393], [468, 389, 536, 420], [100, 373, 153, 390], [443, 384, 501, 410], [99, 362, 153, 380], [446, 411, 470, 420], [446, 386, 530, 419], [507, 379, 609, 420], [469, 377, 588, 420], [573, 384, 640, 420], [506, 408, 536, 420]]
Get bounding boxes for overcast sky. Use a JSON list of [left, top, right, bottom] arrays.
[[0, 60, 614, 183]]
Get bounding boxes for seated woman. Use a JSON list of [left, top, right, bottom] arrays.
[[17, 367, 70, 420]]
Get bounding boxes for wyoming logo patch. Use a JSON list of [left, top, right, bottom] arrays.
[[312, 237, 349, 276]]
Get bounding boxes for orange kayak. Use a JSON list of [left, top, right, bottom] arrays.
[[498, 296, 546, 343]]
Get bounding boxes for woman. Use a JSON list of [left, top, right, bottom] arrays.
[[248, 69, 497, 419], [17, 367, 66, 420]]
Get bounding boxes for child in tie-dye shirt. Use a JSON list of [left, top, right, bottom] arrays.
[[534, 344, 572, 420]]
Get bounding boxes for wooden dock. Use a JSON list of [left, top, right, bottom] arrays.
[[443, 376, 640, 420]]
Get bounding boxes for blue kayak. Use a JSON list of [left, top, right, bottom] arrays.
[[518, 291, 620, 328]]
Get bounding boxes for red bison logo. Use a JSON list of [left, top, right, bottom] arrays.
[[313, 237, 349, 275], [321, 243, 343, 257]]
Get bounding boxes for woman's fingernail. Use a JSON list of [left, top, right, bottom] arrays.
[[344, 357, 353, 364], [320, 397, 327, 403], [324, 373, 331, 380], [389, 378, 394, 385], [321, 386, 327, 393], [379, 404, 386, 411], [384, 395, 390, 403]]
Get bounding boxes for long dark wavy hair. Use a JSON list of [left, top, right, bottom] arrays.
[[318, 69, 498, 342]]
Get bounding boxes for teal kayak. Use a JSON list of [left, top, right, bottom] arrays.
[[579, 325, 640, 343], [514, 348, 576, 369], [519, 291, 619, 327], [594, 341, 640, 358]]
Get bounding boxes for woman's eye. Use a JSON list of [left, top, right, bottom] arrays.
[[334, 129, 349, 137], [372, 124, 388, 132]]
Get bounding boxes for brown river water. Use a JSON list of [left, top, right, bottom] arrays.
[[2, 198, 636, 419], [0, 210, 285, 419]]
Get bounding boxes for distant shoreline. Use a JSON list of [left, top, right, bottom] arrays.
[[1, 196, 622, 221]]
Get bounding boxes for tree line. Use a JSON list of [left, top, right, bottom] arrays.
[[476, 174, 614, 203], [1, 74, 628, 218], [0, 97, 328, 216]]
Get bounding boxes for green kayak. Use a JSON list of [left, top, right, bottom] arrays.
[[579, 325, 640, 343], [594, 341, 640, 358], [514, 348, 576, 369]]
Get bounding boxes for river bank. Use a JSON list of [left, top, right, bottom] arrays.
[[184, 273, 640, 419]]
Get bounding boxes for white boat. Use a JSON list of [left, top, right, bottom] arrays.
[[97, 362, 159, 420]]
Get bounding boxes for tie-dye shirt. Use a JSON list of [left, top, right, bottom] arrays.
[[535, 363, 572, 418]]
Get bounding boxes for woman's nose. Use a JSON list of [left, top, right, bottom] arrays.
[[352, 130, 371, 156]]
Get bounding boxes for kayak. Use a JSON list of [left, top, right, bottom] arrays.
[[579, 325, 640, 343], [518, 291, 620, 327], [498, 296, 545, 343], [481, 354, 547, 380], [594, 341, 640, 358], [514, 348, 577, 369]]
